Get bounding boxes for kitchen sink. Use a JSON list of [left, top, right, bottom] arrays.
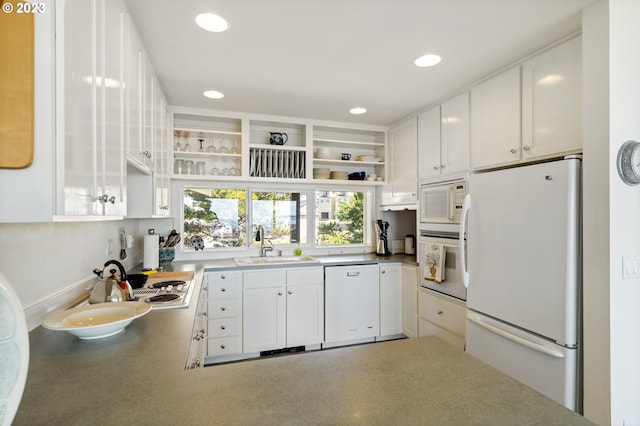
[[233, 255, 320, 266]]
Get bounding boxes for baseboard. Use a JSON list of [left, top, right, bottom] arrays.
[[24, 275, 93, 331]]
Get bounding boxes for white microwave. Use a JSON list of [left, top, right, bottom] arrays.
[[419, 180, 467, 225]]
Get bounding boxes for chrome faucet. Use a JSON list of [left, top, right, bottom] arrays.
[[255, 225, 274, 257]]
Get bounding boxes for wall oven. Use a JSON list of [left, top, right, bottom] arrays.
[[419, 180, 466, 228], [418, 230, 467, 302]]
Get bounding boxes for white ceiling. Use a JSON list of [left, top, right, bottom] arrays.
[[125, 0, 594, 126]]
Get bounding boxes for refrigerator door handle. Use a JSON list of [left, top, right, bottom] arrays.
[[467, 315, 565, 359], [460, 194, 470, 288]]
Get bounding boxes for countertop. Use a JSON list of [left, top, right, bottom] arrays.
[[14, 255, 594, 425], [171, 252, 418, 271]]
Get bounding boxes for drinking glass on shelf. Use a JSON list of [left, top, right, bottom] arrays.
[[173, 159, 184, 174], [231, 138, 240, 154], [183, 131, 191, 152], [174, 130, 182, 151], [219, 137, 229, 154], [196, 161, 206, 175], [206, 137, 217, 153], [184, 160, 194, 175]]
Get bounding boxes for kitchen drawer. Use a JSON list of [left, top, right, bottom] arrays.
[[208, 298, 242, 319], [208, 281, 242, 299], [286, 267, 323, 284], [418, 318, 465, 350], [418, 290, 466, 337], [204, 270, 242, 283], [207, 336, 242, 357], [243, 269, 286, 288], [208, 317, 241, 338]]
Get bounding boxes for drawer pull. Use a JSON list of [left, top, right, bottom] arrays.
[[220, 344, 226, 349], [221, 288, 226, 292], [220, 325, 226, 330], [220, 307, 226, 311], [347, 272, 360, 277], [221, 275, 226, 279], [437, 310, 443, 315]]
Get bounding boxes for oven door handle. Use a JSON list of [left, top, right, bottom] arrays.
[[460, 194, 470, 288]]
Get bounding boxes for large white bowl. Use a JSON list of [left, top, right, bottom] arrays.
[[42, 301, 151, 340]]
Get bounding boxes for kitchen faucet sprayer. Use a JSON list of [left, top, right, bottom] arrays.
[[255, 225, 274, 257]]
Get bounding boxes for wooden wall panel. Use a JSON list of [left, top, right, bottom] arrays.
[[0, 2, 34, 168]]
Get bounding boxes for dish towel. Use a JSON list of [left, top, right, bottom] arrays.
[[424, 243, 446, 284]]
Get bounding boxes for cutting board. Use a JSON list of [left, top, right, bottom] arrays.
[[0, 6, 34, 169], [146, 271, 194, 282]]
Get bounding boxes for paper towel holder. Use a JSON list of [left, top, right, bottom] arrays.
[[143, 228, 160, 271]]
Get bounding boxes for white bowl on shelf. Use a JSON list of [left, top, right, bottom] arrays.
[[357, 155, 382, 162], [315, 147, 332, 159], [330, 171, 349, 180]]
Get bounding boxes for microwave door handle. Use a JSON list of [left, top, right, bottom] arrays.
[[460, 194, 470, 288]]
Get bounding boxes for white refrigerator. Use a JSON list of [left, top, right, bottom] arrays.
[[461, 157, 581, 411]]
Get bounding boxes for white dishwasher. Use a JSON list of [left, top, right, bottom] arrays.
[[324, 264, 380, 343]]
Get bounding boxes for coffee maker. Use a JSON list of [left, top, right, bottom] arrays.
[[375, 219, 390, 256]]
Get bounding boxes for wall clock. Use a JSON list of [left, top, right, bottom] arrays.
[[617, 140, 640, 186]]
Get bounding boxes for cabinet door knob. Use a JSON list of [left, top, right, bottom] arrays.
[[220, 325, 226, 330], [523, 145, 531, 152], [277, 291, 283, 296], [437, 310, 443, 315], [510, 148, 517, 154], [221, 275, 226, 279], [220, 306, 226, 311], [221, 288, 226, 292], [288, 290, 293, 295], [440, 165, 445, 169], [433, 166, 439, 171], [220, 344, 226, 349]]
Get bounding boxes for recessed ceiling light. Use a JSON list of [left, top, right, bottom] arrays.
[[203, 90, 224, 99], [350, 107, 367, 115], [414, 54, 442, 68], [195, 13, 229, 32]]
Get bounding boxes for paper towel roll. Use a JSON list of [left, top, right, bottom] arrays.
[[143, 234, 159, 269]]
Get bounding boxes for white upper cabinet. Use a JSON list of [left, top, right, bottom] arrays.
[[125, 18, 149, 170], [60, 0, 126, 217], [440, 93, 470, 177], [154, 92, 170, 216], [521, 35, 582, 161], [418, 106, 441, 181], [419, 92, 470, 183], [382, 116, 418, 205], [471, 36, 582, 170], [470, 66, 522, 169]]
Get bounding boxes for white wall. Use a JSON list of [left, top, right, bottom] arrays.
[[583, 1, 640, 425], [0, 219, 144, 329]]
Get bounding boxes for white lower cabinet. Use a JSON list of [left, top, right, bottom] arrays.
[[187, 284, 207, 369], [243, 267, 324, 354], [379, 263, 403, 337], [285, 268, 324, 347], [203, 271, 243, 360], [401, 264, 418, 338], [418, 289, 466, 350]]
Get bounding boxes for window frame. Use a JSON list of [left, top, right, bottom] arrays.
[[175, 181, 374, 254]]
